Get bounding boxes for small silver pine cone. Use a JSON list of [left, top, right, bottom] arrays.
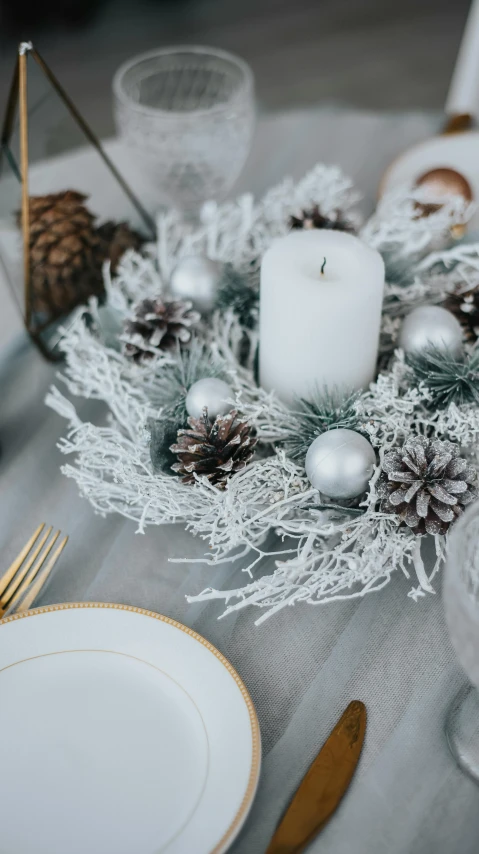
[[443, 287, 479, 343], [289, 205, 355, 233], [123, 297, 200, 361], [170, 409, 257, 489], [378, 436, 477, 536]]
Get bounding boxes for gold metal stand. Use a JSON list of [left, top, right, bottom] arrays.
[[0, 42, 156, 361]]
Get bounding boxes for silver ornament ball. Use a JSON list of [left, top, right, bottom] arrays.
[[170, 255, 223, 314], [399, 305, 463, 357], [186, 378, 233, 420], [305, 428, 376, 500]]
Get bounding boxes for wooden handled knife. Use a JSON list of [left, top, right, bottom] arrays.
[[265, 700, 367, 854]]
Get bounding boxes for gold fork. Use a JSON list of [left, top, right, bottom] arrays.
[[0, 523, 68, 619]]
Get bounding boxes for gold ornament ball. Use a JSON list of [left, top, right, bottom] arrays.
[[415, 167, 473, 203]]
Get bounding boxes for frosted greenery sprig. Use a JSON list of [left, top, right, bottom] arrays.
[[148, 418, 180, 475], [147, 338, 231, 473], [283, 389, 361, 462], [147, 337, 229, 423], [215, 263, 259, 329], [407, 345, 479, 408]]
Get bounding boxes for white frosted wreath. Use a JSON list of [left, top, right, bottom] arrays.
[[47, 163, 479, 623]]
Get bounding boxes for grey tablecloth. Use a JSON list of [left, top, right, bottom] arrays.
[[1, 107, 478, 854]]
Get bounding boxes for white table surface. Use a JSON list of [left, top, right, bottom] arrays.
[[0, 105, 478, 854]]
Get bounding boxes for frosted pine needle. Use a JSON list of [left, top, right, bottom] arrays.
[[146, 338, 229, 422], [407, 346, 479, 408], [215, 264, 259, 329], [284, 389, 361, 462]]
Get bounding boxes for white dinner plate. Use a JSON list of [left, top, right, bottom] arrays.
[[0, 603, 261, 854], [379, 130, 479, 231]]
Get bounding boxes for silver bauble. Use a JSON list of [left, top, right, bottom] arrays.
[[185, 378, 233, 420], [305, 428, 376, 500], [399, 305, 463, 357], [170, 255, 223, 314]]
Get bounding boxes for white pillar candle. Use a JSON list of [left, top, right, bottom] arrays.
[[446, 0, 479, 116], [259, 229, 385, 405]]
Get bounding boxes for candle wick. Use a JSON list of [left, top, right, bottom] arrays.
[[321, 257, 327, 275]]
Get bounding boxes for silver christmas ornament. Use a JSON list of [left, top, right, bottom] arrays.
[[185, 378, 233, 420], [170, 255, 223, 314], [399, 305, 463, 358], [305, 428, 376, 500]]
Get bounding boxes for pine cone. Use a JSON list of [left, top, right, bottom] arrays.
[[170, 410, 257, 488], [443, 287, 479, 342], [21, 191, 106, 318], [97, 221, 145, 274], [378, 436, 477, 535], [289, 205, 355, 233], [123, 297, 200, 361], [413, 200, 443, 219]]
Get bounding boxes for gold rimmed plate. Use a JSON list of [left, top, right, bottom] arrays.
[[0, 603, 261, 854]]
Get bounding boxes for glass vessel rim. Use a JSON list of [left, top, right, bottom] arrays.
[[113, 45, 255, 119], [446, 498, 479, 596]]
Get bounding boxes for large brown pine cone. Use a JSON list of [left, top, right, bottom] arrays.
[[97, 221, 145, 274], [123, 297, 200, 361], [170, 410, 257, 488], [22, 191, 106, 318], [378, 436, 477, 535], [20, 192, 146, 322]]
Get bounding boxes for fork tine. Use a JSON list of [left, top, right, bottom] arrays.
[[0, 526, 53, 607], [0, 523, 45, 599], [5, 530, 61, 612], [16, 535, 68, 613]]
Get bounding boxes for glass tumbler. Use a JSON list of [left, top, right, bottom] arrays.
[[443, 499, 479, 781], [113, 46, 255, 213]]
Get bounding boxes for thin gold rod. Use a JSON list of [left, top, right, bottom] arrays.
[[19, 50, 32, 330], [30, 47, 156, 237]]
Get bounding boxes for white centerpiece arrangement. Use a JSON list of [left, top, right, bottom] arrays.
[[47, 163, 479, 623]]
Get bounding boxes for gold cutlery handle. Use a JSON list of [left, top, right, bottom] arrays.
[[266, 701, 366, 854]]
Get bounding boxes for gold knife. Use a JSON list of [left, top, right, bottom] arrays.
[[266, 700, 367, 854]]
